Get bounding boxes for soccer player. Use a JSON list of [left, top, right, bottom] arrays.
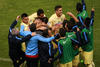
[[48, 5, 66, 34], [28, 8, 46, 23], [76, 0, 88, 20], [58, 20, 81, 67], [80, 8, 95, 67], [38, 29, 62, 67], [64, 12, 82, 67], [20, 13, 30, 31], [8, 16, 35, 67]]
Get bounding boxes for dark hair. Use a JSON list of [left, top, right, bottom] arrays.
[[42, 29, 48, 37], [70, 18, 75, 24], [84, 17, 91, 28], [55, 5, 62, 11], [76, 3, 83, 12], [35, 17, 41, 20], [37, 9, 44, 16], [41, 17, 48, 24], [21, 13, 28, 19], [62, 20, 68, 29], [59, 28, 66, 37], [29, 23, 36, 32], [67, 21, 75, 31]]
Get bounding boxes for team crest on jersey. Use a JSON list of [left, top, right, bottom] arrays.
[[68, 35, 73, 37], [63, 40, 67, 44]]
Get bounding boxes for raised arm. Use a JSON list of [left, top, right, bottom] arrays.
[[82, 0, 86, 10], [67, 12, 79, 23], [9, 16, 20, 32], [90, 8, 95, 26]]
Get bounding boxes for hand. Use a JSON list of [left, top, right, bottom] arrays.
[[16, 16, 20, 21], [31, 32, 36, 36], [77, 28, 80, 31], [48, 58, 52, 63], [67, 12, 73, 17], [54, 33, 60, 39], [91, 8, 95, 12]]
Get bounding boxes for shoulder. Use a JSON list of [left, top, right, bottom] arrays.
[[49, 13, 56, 19], [28, 12, 37, 18], [20, 22, 28, 26], [61, 14, 65, 17]]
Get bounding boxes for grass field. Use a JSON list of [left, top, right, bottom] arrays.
[[0, 0, 100, 67]]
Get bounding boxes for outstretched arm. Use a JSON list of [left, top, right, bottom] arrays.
[[67, 12, 79, 23], [37, 34, 60, 43], [37, 35, 55, 42], [16, 32, 36, 42], [16, 35, 32, 42]]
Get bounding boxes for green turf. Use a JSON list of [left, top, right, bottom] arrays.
[[0, 0, 100, 67]]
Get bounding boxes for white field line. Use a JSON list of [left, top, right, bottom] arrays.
[[0, 57, 11, 62]]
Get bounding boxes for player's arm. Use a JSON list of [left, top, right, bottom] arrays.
[[71, 27, 82, 46], [37, 34, 60, 43], [75, 31, 83, 46], [67, 12, 79, 23], [82, 0, 86, 10], [9, 16, 20, 32], [78, 16, 85, 29], [82, 32, 89, 45], [90, 8, 95, 26], [16, 32, 36, 42]]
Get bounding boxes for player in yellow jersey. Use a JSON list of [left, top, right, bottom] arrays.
[[28, 9, 46, 24], [48, 5, 66, 34]]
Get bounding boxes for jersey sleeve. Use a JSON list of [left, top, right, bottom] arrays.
[[16, 35, 32, 42], [82, 0, 86, 10], [90, 11, 94, 26], [9, 20, 18, 33], [37, 35, 55, 42]]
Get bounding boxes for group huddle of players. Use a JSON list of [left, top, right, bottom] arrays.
[[8, 0, 95, 67]]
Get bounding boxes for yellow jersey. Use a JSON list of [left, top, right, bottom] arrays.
[[48, 13, 65, 27]]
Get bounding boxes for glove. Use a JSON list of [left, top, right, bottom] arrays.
[[54, 33, 60, 39]]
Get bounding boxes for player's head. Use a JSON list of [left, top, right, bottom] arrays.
[[76, 3, 83, 12], [62, 20, 68, 30], [67, 21, 75, 31], [41, 17, 48, 24], [70, 18, 75, 24], [29, 23, 36, 32], [55, 5, 62, 17], [21, 13, 29, 24], [42, 29, 48, 37], [37, 9, 45, 18], [34, 17, 42, 24], [11, 27, 19, 35], [59, 28, 66, 37], [84, 17, 91, 28]]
